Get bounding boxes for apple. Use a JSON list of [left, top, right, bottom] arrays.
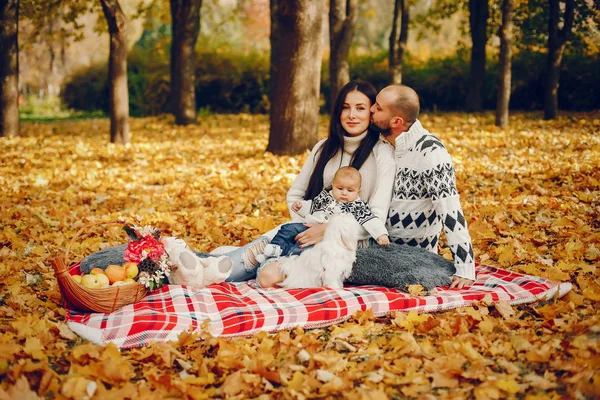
[[123, 278, 136, 284], [95, 273, 110, 287], [81, 274, 101, 289], [105, 265, 126, 284], [112, 281, 127, 286], [123, 262, 139, 279], [72, 275, 83, 284], [90, 267, 104, 275]]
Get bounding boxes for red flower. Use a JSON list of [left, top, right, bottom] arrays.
[[124, 235, 165, 263]]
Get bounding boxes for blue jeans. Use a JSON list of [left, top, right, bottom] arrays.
[[223, 235, 271, 282], [222, 224, 313, 283], [270, 223, 313, 257]]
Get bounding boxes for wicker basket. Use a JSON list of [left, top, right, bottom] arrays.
[[51, 221, 149, 313]]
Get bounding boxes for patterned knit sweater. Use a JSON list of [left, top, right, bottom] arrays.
[[294, 190, 388, 240], [388, 120, 476, 280], [287, 131, 396, 243]]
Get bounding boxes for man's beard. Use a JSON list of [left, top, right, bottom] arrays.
[[369, 121, 392, 137]]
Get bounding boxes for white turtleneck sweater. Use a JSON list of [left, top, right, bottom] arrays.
[[287, 131, 395, 243], [388, 119, 476, 280]]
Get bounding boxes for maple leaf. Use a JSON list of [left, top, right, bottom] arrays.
[[430, 370, 459, 388], [406, 284, 426, 296], [1, 376, 39, 400], [478, 316, 495, 333], [496, 376, 523, 394], [525, 344, 554, 363], [71, 343, 102, 363], [218, 373, 244, 397], [494, 301, 516, 319], [10, 315, 48, 340], [89, 343, 135, 385], [393, 311, 432, 333], [524, 372, 558, 390], [52, 321, 78, 341], [23, 337, 46, 361], [215, 339, 247, 370], [0, 344, 22, 362], [184, 372, 216, 386], [60, 376, 95, 399], [582, 285, 600, 301]]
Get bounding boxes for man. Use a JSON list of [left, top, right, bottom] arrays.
[[370, 85, 475, 288]]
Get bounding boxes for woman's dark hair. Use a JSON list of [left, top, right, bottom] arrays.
[[304, 80, 380, 200]]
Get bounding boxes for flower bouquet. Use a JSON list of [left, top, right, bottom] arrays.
[[122, 225, 174, 291]]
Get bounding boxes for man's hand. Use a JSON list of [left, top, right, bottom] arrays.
[[376, 235, 390, 247], [450, 275, 474, 289], [295, 223, 327, 247]]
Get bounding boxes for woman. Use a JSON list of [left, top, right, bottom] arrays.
[[224, 80, 395, 286]]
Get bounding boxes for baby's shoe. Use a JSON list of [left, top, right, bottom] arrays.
[[163, 237, 200, 270], [263, 244, 282, 258], [255, 253, 267, 264]]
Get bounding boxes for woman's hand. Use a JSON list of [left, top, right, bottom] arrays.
[[291, 201, 302, 212], [295, 223, 327, 247], [449, 275, 474, 289]]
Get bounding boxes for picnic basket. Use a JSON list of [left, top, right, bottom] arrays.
[[51, 221, 148, 313]]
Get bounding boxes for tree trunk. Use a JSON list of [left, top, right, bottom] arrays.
[[544, 0, 574, 120], [100, 0, 130, 144], [268, 0, 325, 155], [170, 0, 201, 125], [0, 0, 19, 138], [389, 0, 409, 85], [329, 0, 357, 111], [495, 0, 513, 128], [466, 0, 488, 112]]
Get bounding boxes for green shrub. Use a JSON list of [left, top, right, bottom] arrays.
[[19, 93, 64, 116], [62, 46, 599, 115], [62, 46, 269, 116], [127, 46, 171, 116], [195, 49, 270, 113], [553, 52, 599, 111], [404, 53, 473, 111], [62, 64, 109, 113]]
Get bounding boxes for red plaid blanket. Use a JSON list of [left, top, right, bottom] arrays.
[[65, 263, 571, 349]]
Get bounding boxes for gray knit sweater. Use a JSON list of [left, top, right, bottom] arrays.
[[387, 120, 476, 280]]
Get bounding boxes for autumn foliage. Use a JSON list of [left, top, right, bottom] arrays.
[[0, 112, 599, 398]]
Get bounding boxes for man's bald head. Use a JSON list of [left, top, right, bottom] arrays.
[[379, 85, 420, 124]]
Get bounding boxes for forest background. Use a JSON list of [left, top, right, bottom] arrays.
[[15, 0, 600, 119]]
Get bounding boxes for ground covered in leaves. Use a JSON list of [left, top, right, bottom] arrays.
[[0, 112, 599, 399]]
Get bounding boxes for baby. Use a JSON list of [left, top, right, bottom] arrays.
[[257, 166, 389, 263]]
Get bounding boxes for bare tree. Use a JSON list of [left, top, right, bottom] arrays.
[[329, 0, 357, 109], [99, 0, 130, 144], [389, 0, 409, 85], [170, 0, 202, 125], [495, 0, 513, 127], [0, 0, 19, 138], [267, 0, 325, 155], [544, 0, 574, 120], [466, 0, 488, 112]]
